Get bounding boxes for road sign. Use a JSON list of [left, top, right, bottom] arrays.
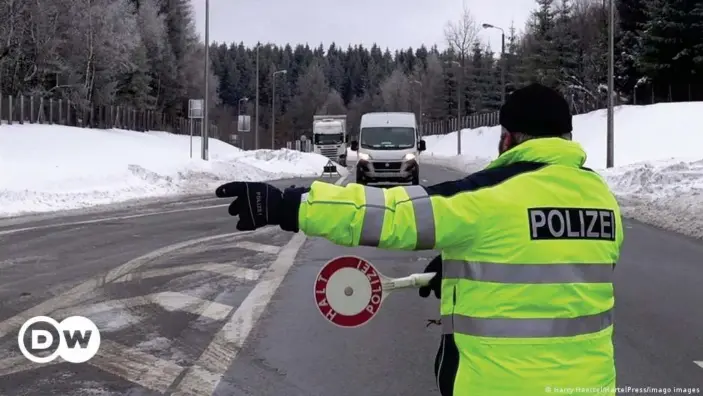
[[314, 256, 383, 328], [322, 160, 339, 176], [188, 99, 204, 119], [238, 115, 251, 132]]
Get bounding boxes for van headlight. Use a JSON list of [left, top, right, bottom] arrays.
[[404, 153, 416, 161], [358, 153, 371, 161]]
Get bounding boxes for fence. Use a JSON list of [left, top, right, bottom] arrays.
[[421, 112, 500, 136], [417, 83, 702, 137], [0, 93, 218, 138]]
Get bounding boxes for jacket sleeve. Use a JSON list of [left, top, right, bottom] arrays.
[[297, 180, 481, 250]]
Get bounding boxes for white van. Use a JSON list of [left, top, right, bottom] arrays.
[[350, 112, 426, 185]]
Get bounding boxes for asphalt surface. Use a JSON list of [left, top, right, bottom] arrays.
[[0, 164, 702, 395]]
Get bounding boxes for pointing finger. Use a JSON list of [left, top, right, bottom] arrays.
[[216, 182, 246, 198]]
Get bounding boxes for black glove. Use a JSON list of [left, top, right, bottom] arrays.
[[419, 255, 442, 299], [215, 182, 309, 232]]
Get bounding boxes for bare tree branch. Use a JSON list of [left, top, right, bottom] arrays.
[[444, 5, 480, 62]]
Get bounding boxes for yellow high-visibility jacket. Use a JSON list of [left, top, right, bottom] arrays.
[[298, 138, 623, 396]]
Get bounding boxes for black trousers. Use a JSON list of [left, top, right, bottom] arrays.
[[434, 334, 460, 396]]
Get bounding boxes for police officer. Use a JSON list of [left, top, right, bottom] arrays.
[[215, 83, 623, 396]]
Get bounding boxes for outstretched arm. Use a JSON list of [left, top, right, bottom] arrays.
[[294, 180, 480, 251]]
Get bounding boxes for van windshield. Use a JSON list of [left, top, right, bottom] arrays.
[[360, 127, 415, 150]]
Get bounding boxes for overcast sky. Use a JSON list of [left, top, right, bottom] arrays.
[[191, 0, 536, 52]]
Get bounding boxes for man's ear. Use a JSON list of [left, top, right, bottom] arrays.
[[500, 132, 513, 152]]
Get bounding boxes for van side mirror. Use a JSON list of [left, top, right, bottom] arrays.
[[350, 141, 358, 151], [418, 140, 426, 152], [344, 135, 349, 143]]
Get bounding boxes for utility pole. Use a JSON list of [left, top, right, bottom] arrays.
[[606, 0, 615, 168], [255, 43, 260, 150], [201, 0, 210, 160], [501, 32, 506, 104], [446, 60, 462, 155], [271, 69, 287, 149], [412, 80, 422, 135], [482, 23, 506, 104]]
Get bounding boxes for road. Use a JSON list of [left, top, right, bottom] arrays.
[[0, 164, 702, 395]]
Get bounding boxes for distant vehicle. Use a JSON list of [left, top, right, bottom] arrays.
[[350, 112, 426, 185], [313, 115, 348, 166]]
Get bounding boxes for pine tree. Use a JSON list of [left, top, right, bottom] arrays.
[[638, 0, 700, 100]]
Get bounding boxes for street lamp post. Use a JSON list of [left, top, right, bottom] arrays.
[[606, 0, 615, 168], [446, 60, 462, 155], [271, 69, 287, 149], [255, 43, 261, 150], [202, 0, 210, 160], [482, 23, 506, 104], [412, 80, 423, 135]]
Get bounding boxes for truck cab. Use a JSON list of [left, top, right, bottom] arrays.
[[313, 116, 348, 166], [350, 112, 426, 185]]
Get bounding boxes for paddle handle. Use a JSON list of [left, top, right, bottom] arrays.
[[384, 272, 436, 291]]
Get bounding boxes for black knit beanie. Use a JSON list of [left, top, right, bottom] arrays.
[[499, 83, 572, 136]]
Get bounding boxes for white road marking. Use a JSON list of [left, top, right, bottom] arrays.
[[89, 340, 185, 393], [170, 232, 308, 395], [0, 355, 61, 377], [55, 292, 235, 322], [112, 263, 261, 283], [233, 241, 281, 254], [0, 204, 229, 237], [694, 361, 703, 369], [0, 176, 349, 390], [154, 292, 234, 321], [0, 229, 274, 339], [171, 173, 349, 395]]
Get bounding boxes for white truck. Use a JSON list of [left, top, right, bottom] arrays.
[[313, 115, 348, 167], [350, 112, 426, 185]]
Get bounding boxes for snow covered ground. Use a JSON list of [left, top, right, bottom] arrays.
[[419, 102, 703, 239], [0, 124, 347, 217]]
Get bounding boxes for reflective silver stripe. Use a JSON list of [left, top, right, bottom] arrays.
[[443, 261, 613, 283], [358, 185, 436, 249], [359, 187, 387, 246], [441, 309, 613, 337], [403, 185, 436, 250]]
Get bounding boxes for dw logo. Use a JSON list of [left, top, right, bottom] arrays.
[[17, 316, 101, 363]]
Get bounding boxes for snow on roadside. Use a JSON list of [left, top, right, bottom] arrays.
[[602, 158, 703, 239], [419, 102, 703, 239], [0, 124, 347, 217]]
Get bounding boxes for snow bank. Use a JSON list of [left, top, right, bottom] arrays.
[[0, 124, 347, 217], [420, 102, 703, 239], [603, 158, 703, 239]]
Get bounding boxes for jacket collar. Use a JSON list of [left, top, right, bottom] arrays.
[[486, 138, 587, 169]]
